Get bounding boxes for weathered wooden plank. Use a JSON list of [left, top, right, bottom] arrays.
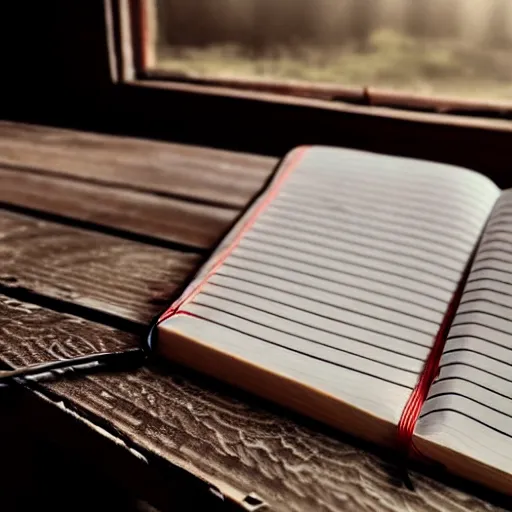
[[0, 211, 200, 323], [0, 167, 236, 249], [0, 121, 278, 208], [1, 295, 507, 512]]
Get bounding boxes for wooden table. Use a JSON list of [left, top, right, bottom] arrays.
[[0, 121, 509, 511]]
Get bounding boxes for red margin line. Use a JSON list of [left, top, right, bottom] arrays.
[[158, 146, 309, 325]]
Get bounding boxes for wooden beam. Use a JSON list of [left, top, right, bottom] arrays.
[[0, 170, 235, 250], [0, 121, 277, 209], [0, 211, 200, 323]]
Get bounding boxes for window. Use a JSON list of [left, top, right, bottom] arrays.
[[148, 0, 512, 103]]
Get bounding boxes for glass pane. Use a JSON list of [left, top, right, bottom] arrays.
[[154, 0, 512, 100]]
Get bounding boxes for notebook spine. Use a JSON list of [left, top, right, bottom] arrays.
[[397, 248, 476, 455]]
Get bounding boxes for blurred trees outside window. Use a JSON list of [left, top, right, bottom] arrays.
[[154, 0, 512, 100]]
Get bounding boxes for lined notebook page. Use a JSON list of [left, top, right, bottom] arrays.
[[417, 189, 512, 474], [160, 146, 499, 425]]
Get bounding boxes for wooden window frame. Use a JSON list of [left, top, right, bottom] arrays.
[[133, 0, 512, 120]]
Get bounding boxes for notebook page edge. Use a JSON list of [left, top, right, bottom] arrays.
[[413, 432, 512, 496], [157, 322, 399, 449]]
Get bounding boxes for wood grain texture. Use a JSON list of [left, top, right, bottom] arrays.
[[0, 121, 277, 208], [0, 211, 200, 323], [0, 167, 236, 249], [1, 295, 508, 512]]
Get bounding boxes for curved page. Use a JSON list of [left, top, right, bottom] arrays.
[[416, 189, 512, 491]]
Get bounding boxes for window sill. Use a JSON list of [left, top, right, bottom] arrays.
[[128, 78, 512, 133]]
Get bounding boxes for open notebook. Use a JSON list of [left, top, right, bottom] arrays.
[[156, 146, 512, 494]]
